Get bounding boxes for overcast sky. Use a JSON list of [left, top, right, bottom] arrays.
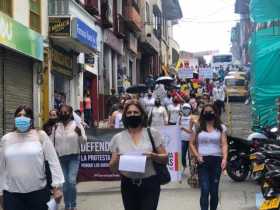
[[173, 0, 240, 54]]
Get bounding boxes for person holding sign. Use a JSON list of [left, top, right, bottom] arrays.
[[189, 104, 228, 210], [109, 100, 168, 210]]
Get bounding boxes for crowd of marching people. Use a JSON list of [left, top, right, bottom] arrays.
[[106, 76, 228, 210], [0, 74, 227, 210]]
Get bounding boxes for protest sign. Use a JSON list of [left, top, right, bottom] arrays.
[[199, 68, 213, 79], [78, 126, 182, 182], [178, 68, 193, 79], [78, 128, 122, 181], [160, 126, 181, 182]]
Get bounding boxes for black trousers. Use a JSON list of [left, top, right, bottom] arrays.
[[121, 175, 161, 210], [214, 100, 225, 116], [181, 141, 189, 168], [198, 156, 222, 210], [3, 187, 50, 210]]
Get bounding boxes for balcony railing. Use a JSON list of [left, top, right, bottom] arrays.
[[48, 0, 99, 17], [124, 6, 143, 32], [48, 0, 70, 16]]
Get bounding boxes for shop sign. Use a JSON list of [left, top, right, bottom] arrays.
[[128, 33, 138, 54], [72, 18, 97, 50], [85, 53, 95, 65], [104, 29, 123, 55], [49, 17, 71, 36], [0, 11, 43, 61], [52, 48, 73, 77], [78, 126, 181, 182]]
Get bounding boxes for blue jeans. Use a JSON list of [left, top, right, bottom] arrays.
[[60, 154, 80, 209], [198, 156, 222, 210], [181, 141, 189, 168]]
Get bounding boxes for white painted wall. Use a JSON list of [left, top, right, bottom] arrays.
[[12, 0, 47, 37], [12, 0, 29, 27], [41, 0, 48, 38]]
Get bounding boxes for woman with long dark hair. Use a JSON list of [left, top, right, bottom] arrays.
[[52, 104, 87, 210], [109, 100, 168, 210], [0, 105, 64, 210], [189, 104, 228, 210]]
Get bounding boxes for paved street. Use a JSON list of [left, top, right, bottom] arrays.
[[73, 102, 259, 210]]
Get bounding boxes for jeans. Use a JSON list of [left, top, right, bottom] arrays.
[[121, 175, 161, 210], [214, 100, 225, 116], [198, 156, 222, 210], [60, 154, 80, 209], [84, 109, 92, 126], [181, 141, 189, 168], [3, 187, 50, 210]]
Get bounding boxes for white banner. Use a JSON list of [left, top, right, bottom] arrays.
[[199, 68, 213, 79], [178, 68, 193, 79], [160, 126, 181, 182]]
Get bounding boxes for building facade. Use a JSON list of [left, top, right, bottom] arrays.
[[0, 0, 45, 134], [0, 0, 182, 134], [231, 0, 252, 65]]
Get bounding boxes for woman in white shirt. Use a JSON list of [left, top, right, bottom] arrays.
[[179, 103, 194, 174], [189, 104, 228, 210], [149, 98, 168, 127], [52, 105, 87, 210], [167, 97, 181, 125], [0, 105, 64, 210], [110, 104, 124, 129]]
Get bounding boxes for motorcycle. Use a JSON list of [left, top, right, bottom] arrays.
[[258, 145, 280, 210], [226, 136, 252, 182], [226, 135, 280, 182], [247, 126, 278, 141]]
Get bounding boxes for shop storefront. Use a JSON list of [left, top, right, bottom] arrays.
[[51, 47, 73, 109], [101, 29, 123, 120], [0, 11, 43, 135], [49, 16, 99, 125]]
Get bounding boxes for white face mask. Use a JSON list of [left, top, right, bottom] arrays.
[[182, 108, 191, 116]]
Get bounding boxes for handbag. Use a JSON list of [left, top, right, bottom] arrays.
[[147, 127, 171, 185], [148, 108, 153, 126]]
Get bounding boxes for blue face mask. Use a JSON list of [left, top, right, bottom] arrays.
[[15, 116, 31, 133]]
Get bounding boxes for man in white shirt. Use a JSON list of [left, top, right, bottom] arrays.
[[213, 83, 225, 116], [163, 91, 173, 108], [143, 91, 155, 114]]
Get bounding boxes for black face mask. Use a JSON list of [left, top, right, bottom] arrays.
[[48, 118, 57, 125], [203, 112, 215, 121], [60, 114, 70, 122], [123, 116, 142, 128], [155, 101, 161, 107]]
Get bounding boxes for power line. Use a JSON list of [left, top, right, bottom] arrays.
[[178, 18, 248, 24]]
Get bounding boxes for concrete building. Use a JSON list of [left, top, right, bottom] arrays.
[[48, 0, 102, 125], [231, 0, 252, 65], [139, 0, 182, 81], [0, 0, 45, 134]]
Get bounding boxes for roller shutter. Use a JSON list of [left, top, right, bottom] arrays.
[[0, 49, 3, 136], [3, 50, 33, 133]]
